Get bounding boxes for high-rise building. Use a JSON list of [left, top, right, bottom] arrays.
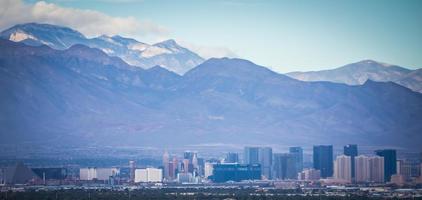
[[197, 158, 205, 176], [192, 153, 199, 171], [163, 151, 170, 179], [147, 168, 163, 182], [273, 153, 297, 180], [172, 157, 178, 178], [397, 159, 421, 180], [289, 147, 304, 173], [313, 145, 333, 178], [259, 147, 273, 179], [369, 156, 385, 183], [334, 155, 352, 182], [182, 159, 191, 173], [355, 155, 370, 183], [129, 160, 136, 183], [80, 168, 119, 181], [134, 168, 163, 183], [375, 149, 396, 182], [134, 169, 147, 183], [244, 147, 260, 165], [225, 152, 239, 163], [184, 151, 195, 162], [344, 144, 358, 179], [168, 161, 176, 180], [211, 163, 261, 183], [204, 162, 214, 178], [80, 168, 96, 181]]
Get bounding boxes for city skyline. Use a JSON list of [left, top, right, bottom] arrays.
[[1, 0, 422, 198]]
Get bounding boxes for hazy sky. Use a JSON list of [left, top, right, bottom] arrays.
[[6, 0, 422, 72]]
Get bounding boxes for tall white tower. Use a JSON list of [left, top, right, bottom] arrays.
[[369, 156, 384, 183], [334, 155, 352, 182], [355, 155, 370, 183]]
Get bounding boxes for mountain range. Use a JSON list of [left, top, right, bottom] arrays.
[[0, 23, 204, 74], [286, 60, 422, 93], [1, 39, 422, 151], [2, 23, 422, 94]]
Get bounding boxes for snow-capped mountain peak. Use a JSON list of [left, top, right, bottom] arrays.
[[0, 23, 204, 75], [286, 59, 422, 92], [153, 39, 184, 53]]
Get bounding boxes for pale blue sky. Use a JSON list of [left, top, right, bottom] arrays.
[[22, 0, 422, 72]]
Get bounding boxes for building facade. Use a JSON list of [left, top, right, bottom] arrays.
[[211, 163, 261, 183], [225, 152, 239, 163], [355, 155, 370, 183], [334, 155, 352, 182], [273, 153, 297, 180], [259, 147, 273, 179], [313, 145, 333, 178], [344, 144, 358, 180], [244, 147, 260, 165], [369, 156, 385, 183], [289, 147, 304, 174], [134, 168, 162, 183], [375, 149, 396, 182]]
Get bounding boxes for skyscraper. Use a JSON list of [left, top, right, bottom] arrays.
[[355, 155, 370, 183], [313, 145, 333, 178], [273, 153, 297, 180], [375, 149, 396, 182], [182, 159, 190, 173], [184, 151, 195, 162], [129, 160, 136, 183], [172, 157, 178, 179], [369, 156, 385, 183], [259, 147, 273, 179], [344, 144, 358, 179], [204, 162, 214, 178], [163, 151, 170, 179], [192, 153, 198, 170], [225, 152, 239, 163], [197, 158, 205, 176], [334, 155, 352, 182], [244, 147, 260, 165], [289, 147, 303, 173]]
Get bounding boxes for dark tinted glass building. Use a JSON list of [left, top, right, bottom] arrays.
[[375, 149, 396, 182], [273, 153, 297, 180], [226, 152, 239, 163], [259, 147, 273, 179], [313, 145, 333, 178], [184, 151, 195, 162], [344, 144, 358, 179], [32, 168, 67, 180], [244, 147, 260, 164], [289, 147, 303, 173], [211, 163, 261, 183]]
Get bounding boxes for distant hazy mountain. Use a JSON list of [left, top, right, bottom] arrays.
[[286, 60, 422, 93], [0, 23, 204, 74], [1, 40, 421, 150]]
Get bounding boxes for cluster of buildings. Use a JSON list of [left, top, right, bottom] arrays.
[[157, 145, 422, 185], [1, 145, 422, 186]]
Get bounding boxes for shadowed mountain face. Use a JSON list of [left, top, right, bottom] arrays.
[[286, 60, 422, 93], [0, 23, 204, 74], [1, 40, 422, 150]]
